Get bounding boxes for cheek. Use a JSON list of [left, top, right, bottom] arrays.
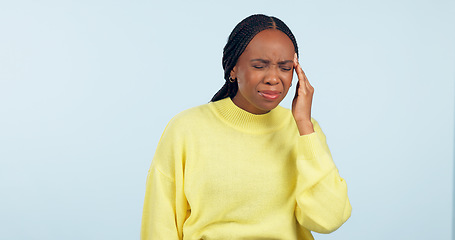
[[280, 72, 293, 86], [239, 71, 261, 88]]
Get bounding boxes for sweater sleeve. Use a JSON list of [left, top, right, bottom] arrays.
[[141, 120, 188, 240], [294, 119, 351, 234]]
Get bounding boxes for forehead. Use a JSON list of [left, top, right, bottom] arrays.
[[242, 29, 295, 58]]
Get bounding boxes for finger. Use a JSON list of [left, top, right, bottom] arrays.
[[296, 63, 313, 92], [298, 64, 308, 85], [304, 77, 314, 95], [301, 68, 313, 89], [294, 67, 304, 92], [294, 60, 307, 86], [304, 72, 312, 88], [294, 79, 300, 98], [293, 54, 302, 81], [293, 55, 302, 95], [294, 54, 312, 95]]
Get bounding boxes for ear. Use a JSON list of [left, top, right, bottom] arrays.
[[230, 67, 237, 79]]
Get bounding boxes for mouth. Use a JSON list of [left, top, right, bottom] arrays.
[[258, 90, 281, 100]]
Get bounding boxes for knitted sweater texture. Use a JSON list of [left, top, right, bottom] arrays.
[[141, 97, 351, 240]]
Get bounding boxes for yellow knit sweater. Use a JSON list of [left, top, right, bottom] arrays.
[[141, 97, 351, 240]]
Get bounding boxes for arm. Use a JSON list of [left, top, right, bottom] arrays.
[[294, 120, 351, 233], [141, 166, 180, 239], [141, 120, 188, 240], [291, 54, 351, 233]]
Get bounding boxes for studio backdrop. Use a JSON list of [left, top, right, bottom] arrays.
[[0, 0, 454, 239]]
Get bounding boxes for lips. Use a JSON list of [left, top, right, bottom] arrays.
[[258, 90, 281, 100]]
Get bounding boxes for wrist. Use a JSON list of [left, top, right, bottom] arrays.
[[295, 120, 314, 135]]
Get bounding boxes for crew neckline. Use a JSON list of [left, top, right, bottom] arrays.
[[210, 97, 290, 133]]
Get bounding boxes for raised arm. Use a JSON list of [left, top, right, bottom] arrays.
[[291, 54, 351, 233]]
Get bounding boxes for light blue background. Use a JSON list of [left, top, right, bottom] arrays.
[[0, 0, 454, 239]]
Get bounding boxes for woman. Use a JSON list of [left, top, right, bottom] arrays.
[[141, 14, 351, 239]]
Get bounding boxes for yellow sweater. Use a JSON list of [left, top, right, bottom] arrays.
[[141, 97, 351, 240]]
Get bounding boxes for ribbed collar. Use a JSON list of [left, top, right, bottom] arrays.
[[209, 97, 291, 133]]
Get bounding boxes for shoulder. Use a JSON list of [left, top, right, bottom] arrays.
[[161, 102, 214, 135], [169, 102, 212, 124]]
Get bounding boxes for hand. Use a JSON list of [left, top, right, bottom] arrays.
[[292, 53, 315, 135]]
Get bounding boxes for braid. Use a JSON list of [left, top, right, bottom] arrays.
[[211, 14, 299, 102]]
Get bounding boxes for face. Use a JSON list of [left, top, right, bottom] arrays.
[[231, 29, 295, 114]]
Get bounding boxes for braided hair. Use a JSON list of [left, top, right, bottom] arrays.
[[211, 14, 299, 102]]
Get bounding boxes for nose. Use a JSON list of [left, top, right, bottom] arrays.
[[264, 67, 279, 85]]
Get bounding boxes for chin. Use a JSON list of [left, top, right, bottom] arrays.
[[258, 101, 281, 112]]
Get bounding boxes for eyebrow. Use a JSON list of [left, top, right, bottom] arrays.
[[250, 59, 293, 64]]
